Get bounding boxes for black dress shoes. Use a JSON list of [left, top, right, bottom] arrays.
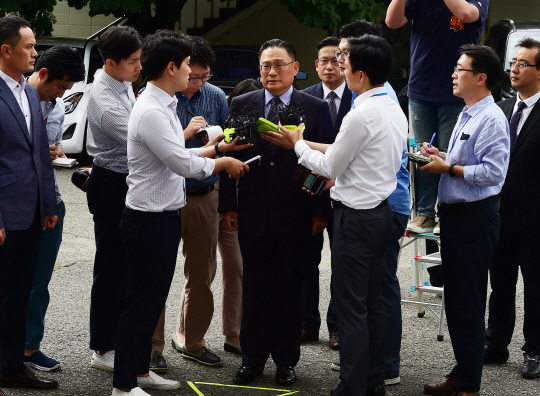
[[0, 367, 58, 389], [483, 345, 509, 364], [366, 385, 386, 395], [521, 353, 540, 379], [275, 366, 296, 385], [233, 365, 264, 384]]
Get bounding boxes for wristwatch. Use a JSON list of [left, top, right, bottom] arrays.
[[214, 141, 222, 156], [449, 163, 456, 177]]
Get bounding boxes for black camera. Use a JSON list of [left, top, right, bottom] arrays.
[[223, 112, 258, 145]]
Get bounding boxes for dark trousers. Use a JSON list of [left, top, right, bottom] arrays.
[[382, 212, 409, 379], [486, 216, 540, 355], [440, 200, 500, 392], [86, 166, 129, 351], [0, 208, 41, 375], [303, 218, 337, 333], [332, 201, 393, 396], [113, 208, 181, 389], [238, 232, 310, 368]]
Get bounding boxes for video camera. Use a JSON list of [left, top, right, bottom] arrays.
[[257, 105, 307, 134], [223, 112, 258, 145]]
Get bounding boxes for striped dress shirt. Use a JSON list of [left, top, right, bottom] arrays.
[[125, 83, 215, 212], [87, 69, 136, 174]]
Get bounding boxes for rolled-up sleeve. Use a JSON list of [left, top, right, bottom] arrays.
[[137, 108, 215, 180], [463, 118, 509, 187]]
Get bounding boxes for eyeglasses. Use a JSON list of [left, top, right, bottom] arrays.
[[509, 61, 538, 70], [188, 73, 213, 83], [259, 61, 295, 73], [317, 58, 339, 67], [334, 50, 350, 59], [453, 66, 478, 75]]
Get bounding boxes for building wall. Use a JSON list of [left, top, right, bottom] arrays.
[[487, 1, 540, 29], [51, 1, 117, 38]]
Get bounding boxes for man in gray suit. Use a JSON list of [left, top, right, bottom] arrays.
[[0, 15, 58, 394]]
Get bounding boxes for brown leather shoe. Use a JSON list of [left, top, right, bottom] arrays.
[[0, 367, 58, 389], [451, 391, 478, 396], [424, 376, 455, 395], [300, 329, 319, 343], [329, 330, 339, 349]]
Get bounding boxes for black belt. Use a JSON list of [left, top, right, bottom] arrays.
[[93, 165, 128, 179], [125, 207, 181, 218], [437, 195, 497, 213], [331, 199, 388, 210], [186, 184, 215, 196]]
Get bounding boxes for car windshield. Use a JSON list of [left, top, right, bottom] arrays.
[[212, 49, 259, 81], [505, 31, 540, 70]]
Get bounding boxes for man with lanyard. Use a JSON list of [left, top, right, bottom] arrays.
[[24, 45, 85, 372], [419, 45, 509, 396]]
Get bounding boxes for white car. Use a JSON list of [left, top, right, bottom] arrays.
[[36, 37, 104, 160]]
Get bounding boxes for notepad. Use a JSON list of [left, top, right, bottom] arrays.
[[52, 157, 78, 169]]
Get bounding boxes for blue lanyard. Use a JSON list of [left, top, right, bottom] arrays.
[[371, 93, 388, 97]]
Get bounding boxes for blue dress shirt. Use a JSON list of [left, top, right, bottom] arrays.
[[176, 83, 228, 189], [438, 96, 509, 204]]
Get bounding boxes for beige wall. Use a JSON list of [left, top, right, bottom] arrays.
[[203, 0, 328, 89], [487, 1, 540, 30], [51, 1, 117, 38]]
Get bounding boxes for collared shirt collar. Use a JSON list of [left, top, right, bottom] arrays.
[[265, 85, 293, 106], [146, 82, 178, 113], [353, 86, 387, 108], [177, 84, 206, 104], [0, 69, 26, 94], [100, 67, 132, 93], [322, 80, 346, 100], [463, 95, 493, 118], [40, 98, 57, 117], [518, 89, 540, 108]]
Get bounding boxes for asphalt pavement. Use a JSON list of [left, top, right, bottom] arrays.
[[5, 164, 539, 396]]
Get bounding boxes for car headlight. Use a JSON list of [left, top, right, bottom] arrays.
[[64, 92, 84, 114]]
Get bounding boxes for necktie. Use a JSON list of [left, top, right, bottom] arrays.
[[509, 101, 527, 150], [267, 97, 282, 124], [327, 91, 338, 126]]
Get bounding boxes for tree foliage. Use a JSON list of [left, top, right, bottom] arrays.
[[0, 0, 57, 36], [280, 0, 388, 32]]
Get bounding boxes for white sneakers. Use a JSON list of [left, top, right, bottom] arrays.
[[137, 370, 180, 390], [112, 387, 150, 396], [91, 350, 115, 372]]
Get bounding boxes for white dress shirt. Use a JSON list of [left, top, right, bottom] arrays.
[[125, 82, 215, 212], [513, 90, 540, 135], [0, 69, 31, 134], [294, 86, 407, 210], [322, 80, 346, 111]]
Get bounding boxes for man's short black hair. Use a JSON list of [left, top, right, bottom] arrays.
[[338, 19, 382, 40], [458, 44, 501, 91], [189, 36, 215, 69], [258, 39, 296, 61], [141, 30, 192, 81], [315, 36, 340, 59], [98, 26, 142, 64], [348, 35, 393, 85], [35, 45, 85, 83], [0, 15, 31, 48], [517, 38, 540, 70]]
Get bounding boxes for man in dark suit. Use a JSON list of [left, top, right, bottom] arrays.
[[299, 36, 351, 349], [219, 39, 333, 386], [484, 38, 540, 379], [0, 15, 59, 394]]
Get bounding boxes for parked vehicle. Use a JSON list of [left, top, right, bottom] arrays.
[[483, 20, 540, 101], [35, 37, 104, 159]]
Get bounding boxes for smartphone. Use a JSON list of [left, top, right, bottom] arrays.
[[405, 152, 432, 166], [293, 165, 327, 196]]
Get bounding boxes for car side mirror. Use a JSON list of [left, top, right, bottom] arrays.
[[295, 71, 308, 80]]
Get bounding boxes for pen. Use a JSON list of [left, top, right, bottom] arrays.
[[426, 132, 436, 156], [187, 110, 196, 118]]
